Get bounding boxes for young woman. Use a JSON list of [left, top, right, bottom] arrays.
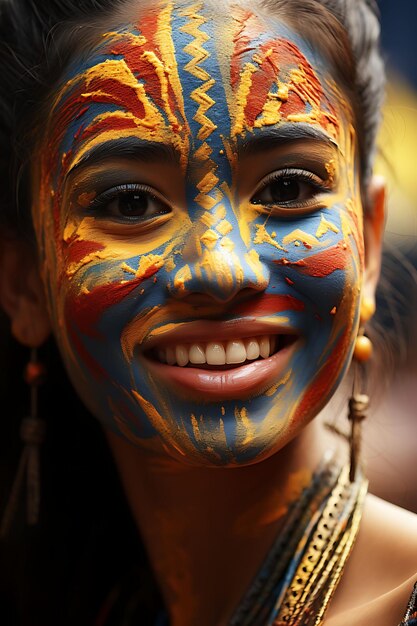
[[0, 0, 416, 624]]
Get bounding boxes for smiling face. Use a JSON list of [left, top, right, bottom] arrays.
[[34, 0, 364, 465]]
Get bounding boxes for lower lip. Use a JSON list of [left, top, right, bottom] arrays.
[[142, 341, 299, 401]]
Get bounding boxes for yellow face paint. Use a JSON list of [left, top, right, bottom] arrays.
[[34, 1, 365, 466]]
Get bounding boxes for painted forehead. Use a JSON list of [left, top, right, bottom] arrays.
[[46, 1, 345, 174]]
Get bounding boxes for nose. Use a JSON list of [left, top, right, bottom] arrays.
[[169, 205, 270, 303]]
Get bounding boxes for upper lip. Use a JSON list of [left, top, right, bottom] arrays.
[[138, 318, 301, 353]]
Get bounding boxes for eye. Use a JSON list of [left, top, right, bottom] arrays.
[[251, 168, 330, 212], [87, 183, 171, 222]]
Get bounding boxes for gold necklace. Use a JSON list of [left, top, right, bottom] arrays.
[[229, 456, 368, 626]]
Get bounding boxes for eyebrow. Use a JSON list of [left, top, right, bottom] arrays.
[[237, 124, 339, 157], [65, 124, 337, 181], [66, 138, 180, 178]]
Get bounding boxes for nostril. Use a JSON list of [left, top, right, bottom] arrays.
[[168, 291, 227, 306], [232, 287, 266, 300]]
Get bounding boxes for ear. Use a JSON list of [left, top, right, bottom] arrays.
[[0, 235, 51, 347], [361, 175, 386, 322]]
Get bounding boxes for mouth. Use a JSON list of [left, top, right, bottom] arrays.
[[140, 323, 300, 401], [149, 334, 295, 370]]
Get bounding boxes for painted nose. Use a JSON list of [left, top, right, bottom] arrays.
[[169, 219, 270, 303]]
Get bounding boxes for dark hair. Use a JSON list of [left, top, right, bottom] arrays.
[[0, 0, 385, 239], [0, 3, 386, 624]]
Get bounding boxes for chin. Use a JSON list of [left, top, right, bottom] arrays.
[[111, 387, 306, 467]]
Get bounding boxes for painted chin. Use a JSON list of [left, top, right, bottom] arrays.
[[141, 336, 300, 402]]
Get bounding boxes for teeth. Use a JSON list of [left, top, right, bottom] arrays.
[[206, 342, 226, 365], [175, 344, 189, 367], [259, 336, 270, 359], [245, 338, 260, 360], [156, 335, 283, 367], [226, 340, 247, 364], [189, 344, 206, 364]]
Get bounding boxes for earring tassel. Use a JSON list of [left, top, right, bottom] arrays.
[[1, 349, 46, 538], [348, 359, 369, 483]]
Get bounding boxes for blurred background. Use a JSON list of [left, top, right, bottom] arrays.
[[362, 0, 417, 513]]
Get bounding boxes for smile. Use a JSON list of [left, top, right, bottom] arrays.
[[152, 335, 295, 369], [141, 321, 300, 401]]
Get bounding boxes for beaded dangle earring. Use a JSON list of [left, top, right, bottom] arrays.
[[348, 298, 374, 482], [0, 348, 46, 537]]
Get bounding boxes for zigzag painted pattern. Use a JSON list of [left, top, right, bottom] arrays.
[[179, 3, 223, 212]]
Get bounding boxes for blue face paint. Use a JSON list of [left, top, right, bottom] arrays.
[[36, 1, 363, 465]]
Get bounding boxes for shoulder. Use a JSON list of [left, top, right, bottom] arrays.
[[326, 575, 417, 626], [325, 494, 417, 625], [359, 494, 417, 576]]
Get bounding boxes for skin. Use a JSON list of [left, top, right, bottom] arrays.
[[34, 0, 364, 467], [2, 1, 417, 626]]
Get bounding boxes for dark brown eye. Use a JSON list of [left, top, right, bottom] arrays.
[[268, 178, 301, 203], [251, 168, 328, 210], [88, 184, 171, 222], [117, 191, 152, 217]]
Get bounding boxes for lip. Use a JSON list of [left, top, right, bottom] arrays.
[[139, 317, 299, 352], [138, 319, 301, 401]]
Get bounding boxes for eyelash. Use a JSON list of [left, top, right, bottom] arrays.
[[251, 168, 331, 212], [86, 183, 171, 222], [77, 167, 330, 223]]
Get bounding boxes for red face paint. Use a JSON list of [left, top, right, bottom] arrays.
[[33, 1, 365, 467], [274, 241, 349, 278]]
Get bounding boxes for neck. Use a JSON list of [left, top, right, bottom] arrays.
[[106, 417, 342, 626]]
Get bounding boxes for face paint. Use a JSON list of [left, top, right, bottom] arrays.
[[35, 0, 364, 466]]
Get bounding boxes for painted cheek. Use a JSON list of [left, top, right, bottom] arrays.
[[63, 235, 106, 272], [245, 201, 361, 422], [252, 194, 362, 296], [285, 232, 361, 428], [274, 240, 351, 278], [289, 282, 357, 435], [55, 216, 179, 379]]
